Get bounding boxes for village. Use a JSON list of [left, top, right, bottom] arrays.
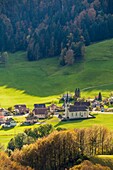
[[0, 89, 113, 128]]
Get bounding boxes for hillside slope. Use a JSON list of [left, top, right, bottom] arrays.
[[0, 39, 113, 107]]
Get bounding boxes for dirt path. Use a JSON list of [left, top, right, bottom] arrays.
[[81, 82, 113, 91]]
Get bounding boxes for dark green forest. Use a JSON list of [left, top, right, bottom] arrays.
[[0, 0, 113, 63]]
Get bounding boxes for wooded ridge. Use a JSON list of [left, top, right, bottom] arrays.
[[0, 0, 113, 63]]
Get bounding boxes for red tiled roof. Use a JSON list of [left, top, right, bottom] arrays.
[[0, 116, 5, 118]]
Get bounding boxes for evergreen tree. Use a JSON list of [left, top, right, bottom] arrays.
[[98, 92, 102, 101], [78, 88, 81, 98]]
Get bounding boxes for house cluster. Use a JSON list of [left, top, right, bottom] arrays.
[[0, 108, 12, 125], [1, 89, 113, 127], [14, 103, 60, 118], [1, 118, 16, 128], [14, 104, 29, 115], [0, 109, 16, 128]]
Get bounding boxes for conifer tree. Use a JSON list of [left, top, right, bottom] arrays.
[[98, 92, 102, 101]]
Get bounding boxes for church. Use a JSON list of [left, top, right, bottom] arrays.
[[64, 101, 90, 120]]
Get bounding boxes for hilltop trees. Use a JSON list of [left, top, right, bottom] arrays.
[[0, 125, 113, 170], [0, 0, 113, 64], [11, 130, 80, 170], [10, 125, 113, 170]]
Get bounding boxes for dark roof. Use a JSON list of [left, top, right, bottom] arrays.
[[69, 105, 88, 112], [33, 108, 48, 115], [0, 108, 4, 112], [26, 116, 37, 120], [14, 104, 26, 109], [74, 102, 90, 107], [34, 104, 46, 108]]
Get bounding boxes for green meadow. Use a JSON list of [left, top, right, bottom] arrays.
[[1, 113, 113, 148], [0, 39, 113, 108]]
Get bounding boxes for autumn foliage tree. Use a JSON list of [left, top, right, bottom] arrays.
[[6, 125, 113, 170], [11, 130, 80, 170], [0, 152, 32, 170]]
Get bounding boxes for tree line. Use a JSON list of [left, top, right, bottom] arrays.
[[0, 0, 113, 65]]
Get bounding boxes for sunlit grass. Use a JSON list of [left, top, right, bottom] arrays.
[[90, 155, 113, 169]]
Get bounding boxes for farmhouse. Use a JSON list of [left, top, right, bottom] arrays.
[[14, 104, 29, 114], [32, 108, 48, 119], [23, 115, 38, 125], [49, 104, 58, 113], [64, 102, 90, 120], [2, 118, 16, 128], [0, 116, 5, 124]]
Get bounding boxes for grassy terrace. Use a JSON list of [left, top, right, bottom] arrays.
[[1, 113, 113, 148]]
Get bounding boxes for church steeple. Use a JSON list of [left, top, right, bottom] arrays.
[[66, 92, 69, 103], [64, 102, 69, 119]]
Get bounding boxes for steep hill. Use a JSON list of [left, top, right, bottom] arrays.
[[0, 39, 113, 107]]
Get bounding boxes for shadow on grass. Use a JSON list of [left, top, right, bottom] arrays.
[[1, 126, 15, 131], [54, 119, 84, 128]]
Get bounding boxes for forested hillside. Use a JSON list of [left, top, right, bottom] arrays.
[[0, 0, 113, 63]]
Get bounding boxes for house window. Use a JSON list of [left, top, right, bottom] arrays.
[[81, 112, 83, 117], [72, 113, 73, 117]]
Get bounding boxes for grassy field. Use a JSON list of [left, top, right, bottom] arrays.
[[1, 113, 113, 148], [90, 155, 113, 170], [0, 39, 113, 108]]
